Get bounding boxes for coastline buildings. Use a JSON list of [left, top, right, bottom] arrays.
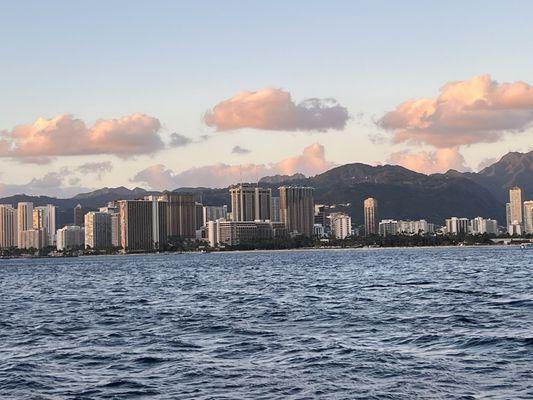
[[100, 203, 121, 247], [203, 205, 228, 225], [508, 186, 523, 228], [161, 192, 196, 239], [330, 212, 352, 239], [207, 219, 287, 247], [270, 197, 281, 222], [56, 225, 85, 250], [0, 204, 17, 248], [73, 204, 84, 226], [17, 202, 34, 248], [523, 201, 533, 234], [33, 205, 56, 245], [84, 212, 112, 250], [19, 228, 48, 249], [119, 200, 154, 251], [230, 184, 272, 222], [279, 186, 314, 237], [471, 217, 499, 235], [445, 217, 470, 235], [397, 220, 434, 235], [364, 198, 378, 236], [379, 220, 398, 237]]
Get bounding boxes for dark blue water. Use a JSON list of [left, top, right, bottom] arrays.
[[1, 247, 532, 399]]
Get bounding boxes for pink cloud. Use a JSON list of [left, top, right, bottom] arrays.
[[380, 75, 533, 148], [387, 147, 470, 174], [204, 88, 349, 131], [0, 113, 164, 163], [132, 143, 333, 189]]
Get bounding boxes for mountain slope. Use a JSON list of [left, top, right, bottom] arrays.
[[455, 151, 533, 201]]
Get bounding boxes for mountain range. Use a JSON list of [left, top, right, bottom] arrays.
[[1, 150, 531, 228]]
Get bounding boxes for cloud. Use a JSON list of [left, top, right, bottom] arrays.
[[169, 133, 193, 147], [132, 142, 333, 189], [380, 75, 533, 148], [387, 147, 470, 174], [76, 161, 113, 174], [0, 113, 164, 163], [232, 145, 251, 155], [0, 172, 91, 198], [204, 88, 349, 131], [477, 157, 498, 171], [75, 161, 113, 179]]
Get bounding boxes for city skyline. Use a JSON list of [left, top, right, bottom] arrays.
[[1, 2, 533, 198]]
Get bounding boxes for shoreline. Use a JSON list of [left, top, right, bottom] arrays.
[[2, 242, 530, 261]]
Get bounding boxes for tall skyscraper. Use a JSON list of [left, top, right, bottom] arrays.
[[33, 205, 56, 245], [119, 200, 154, 251], [84, 212, 112, 250], [161, 192, 196, 239], [195, 202, 204, 230], [17, 202, 34, 247], [509, 186, 523, 227], [0, 204, 17, 248], [524, 201, 533, 234], [230, 184, 272, 221], [364, 198, 378, 236], [279, 186, 314, 237], [73, 204, 84, 226], [270, 197, 280, 222]]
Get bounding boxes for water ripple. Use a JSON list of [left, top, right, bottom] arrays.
[[1, 247, 532, 398]]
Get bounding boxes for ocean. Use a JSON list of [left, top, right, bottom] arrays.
[[1, 247, 532, 399]]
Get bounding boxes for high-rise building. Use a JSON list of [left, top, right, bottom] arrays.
[[397, 220, 433, 235], [203, 205, 228, 224], [364, 198, 378, 236], [195, 202, 204, 230], [33, 205, 56, 245], [279, 186, 314, 237], [378, 219, 398, 237], [445, 217, 470, 235], [0, 204, 17, 248], [506, 203, 511, 229], [56, 225, 85, 250], [99, 202, 121, 247], [84, 212, 112, 250], [254, 187, 271, 221], [271, 197, 280, 222], [230, 184, 271, 221], [330, 212, 352, 239], [523, 201, 533, 234], [119, 200, 154, 251], [471, 217, 499, 235], [509, 186, 523, 228], [73, 204, 84, 226], [19, 229, 48, 250], [17, 202, 33, 248], [161, 192, 196, 239]]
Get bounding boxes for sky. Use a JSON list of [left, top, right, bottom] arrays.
[[1, 1, 533, 197]]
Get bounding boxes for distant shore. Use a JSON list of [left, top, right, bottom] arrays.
[[2, 241, 532, 261]]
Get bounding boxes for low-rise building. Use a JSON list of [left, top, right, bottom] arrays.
[[207, 220, 288, 247]]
